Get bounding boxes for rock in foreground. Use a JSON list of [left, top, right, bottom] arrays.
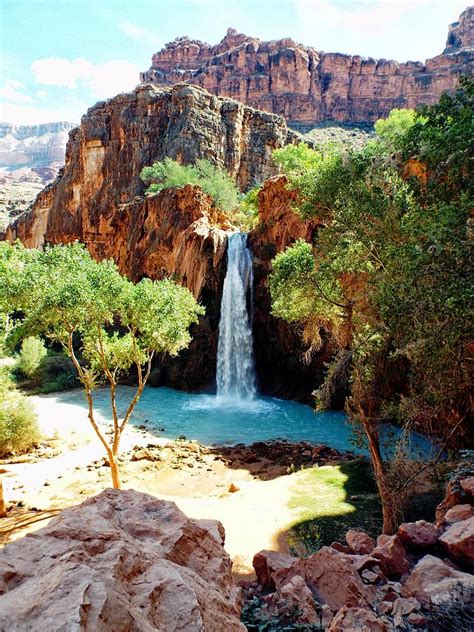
[[0, 489, 245, 631]]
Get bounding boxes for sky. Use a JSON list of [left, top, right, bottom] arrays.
[[0, 0, 469, 125]]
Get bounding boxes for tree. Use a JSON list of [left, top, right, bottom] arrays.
[[269, 82, 472, 532], [0, 241, 204, 488]]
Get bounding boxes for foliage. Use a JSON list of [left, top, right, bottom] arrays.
[[16, 336, 47, 379], [34, 352, 78, 393], [269, 80, 473, 532], [373, 108, 422, 151], [0, 368, 40, 456], [140, 157, 240, 213], [0, 241, 204, 487], [236, 184, 261, 231]]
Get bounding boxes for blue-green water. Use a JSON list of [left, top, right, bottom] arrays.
[[49, 386, 436, 458]]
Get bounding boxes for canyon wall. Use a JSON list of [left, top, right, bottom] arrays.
[[140, 7, 474, 124], [5, 83, 319, 396], [0, 122, 76, 229]]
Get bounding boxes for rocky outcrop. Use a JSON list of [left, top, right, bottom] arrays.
[[444, 6, 474, 53], [0, 489, 245, 631], [5, 84, 308, 390], [140, 9, 474, 124], [6, 84, 298, 248], [247, 474, 474, 629]]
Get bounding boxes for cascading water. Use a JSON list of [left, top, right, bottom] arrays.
[[216, 232, 256, 402]]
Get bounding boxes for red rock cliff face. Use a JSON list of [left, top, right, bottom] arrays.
[[140, 8, 474, 124], [5, 83, 312, 392], [249, 177, 332, 401]]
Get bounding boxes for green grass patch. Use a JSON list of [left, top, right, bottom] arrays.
[[286, 459, 382, 556]]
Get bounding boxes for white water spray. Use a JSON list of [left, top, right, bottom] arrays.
[[216, 232, 256, 402]]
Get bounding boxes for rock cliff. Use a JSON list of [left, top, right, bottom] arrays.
[[6, 84, 315, 394], [0, 122, 75, 168], [249, 176, 330, 401], [0, 489, 245, 631], [140, 8, 474, 124]]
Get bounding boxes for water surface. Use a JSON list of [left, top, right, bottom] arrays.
[[44, 385, 435, 458]]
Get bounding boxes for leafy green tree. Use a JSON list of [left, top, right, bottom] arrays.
[[269, 81, 473, 532], [0, 241, 204, 488], [373, 108, 423, 151]]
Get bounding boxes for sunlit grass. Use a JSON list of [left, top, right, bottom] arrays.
[[286, 459, 382, 555]]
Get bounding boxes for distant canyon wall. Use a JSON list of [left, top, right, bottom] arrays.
[[140, 7, 474, 124]]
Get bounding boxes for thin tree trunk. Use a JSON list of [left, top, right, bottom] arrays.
[[364, 420, 398, 534], [0, 478, 6, 518], [67, 334, 121, 489]]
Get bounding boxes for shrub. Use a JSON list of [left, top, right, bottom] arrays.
[[36, 352, 78, 393], [17, 336, 47, 379], [0, 369, 40, 456], [140, 158, 240, 213]]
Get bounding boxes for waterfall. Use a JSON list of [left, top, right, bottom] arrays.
[[216, 232, 256, 401]]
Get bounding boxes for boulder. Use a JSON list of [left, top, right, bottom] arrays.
[[372, 535, 411, 579], [438, 516, 474, 568], [279, 575, 317, 624], [444, 504, 474, 524], [402, 554, 474, 606], [252, 550, 300, 590], [0, 489, 245, 631], [461, 477, 474, 497], [397, 520, 439, 550], [303, 547, 377, 611], [346, 530, 376, 555], [328, 606, 388, 631]]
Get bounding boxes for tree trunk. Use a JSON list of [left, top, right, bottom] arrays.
[[0, 478, 6, 518], [108, 450, 121, 489], [364, 420, 398, 535]]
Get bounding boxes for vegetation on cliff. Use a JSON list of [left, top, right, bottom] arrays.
[[0, 241, 203, 487], [270, 79, 473, 533], [141, 157, 259, 229]]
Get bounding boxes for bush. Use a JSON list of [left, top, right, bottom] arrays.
[[17, 336, 47, 379], [140, 158, 240, 213], [35, 352, 78, 393], [0, 369, 40, 456]]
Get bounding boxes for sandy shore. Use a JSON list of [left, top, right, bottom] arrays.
[[0, 389, 313, 578]]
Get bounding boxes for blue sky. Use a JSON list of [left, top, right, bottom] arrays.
[[0, 0, 469, 125]]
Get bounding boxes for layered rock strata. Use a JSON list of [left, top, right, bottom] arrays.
[[0, 489, 245, 631], [140, 8, 474, 124]]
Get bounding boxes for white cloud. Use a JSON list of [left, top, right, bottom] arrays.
[[36, 90, 48, 99], [31, 57, 140, 99], [0, 80, 33, 104]]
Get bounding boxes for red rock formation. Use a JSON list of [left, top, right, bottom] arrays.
[[0, 489, 245, 631], [249, 475, 474, 629], [5, 84, 308, 391], [140, 9, 474, 124]]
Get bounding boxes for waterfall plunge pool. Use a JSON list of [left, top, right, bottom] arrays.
[[35, 385, 436, 458]]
